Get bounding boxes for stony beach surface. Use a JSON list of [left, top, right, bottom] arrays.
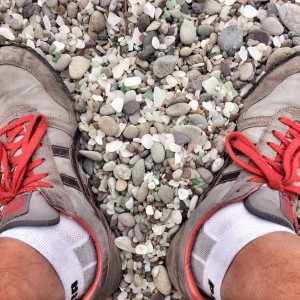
[[1, 0, 300, 299]]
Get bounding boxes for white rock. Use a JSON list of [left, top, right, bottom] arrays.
[[211, 157, 225, 172], [154, 86, 166, 107], [112, 64, 124, 79], [225, 0, 235, 5], [107, 12, 121, 26], [248, 46, 262, 61], [166, 75, 177, 87], [141, 134, 154, 149], [106, 140, 123, 152], [243, 5, 258, 18], [146, 205, 154, 216], [0, 27, 15, 40], [118, 291, 128, 300], [190, 100, 199, 110], [111, 97, 124, 112], [124, 77, 141, 87], [238, 46, 248, 61], [171, 210, 182, 225], [178, 188, 189, 200], [202, 77, 221, 94], [53, 41, 65, 52], [152, 36, 160, 49], [144, 2, 155, 18], [169, 142, 181, 152], [115, 236, 135, 252], [154, 210, 163, 219], [152, 224, 164, 235], [135, 245, 148, 255], [189, 195, 199, 211]]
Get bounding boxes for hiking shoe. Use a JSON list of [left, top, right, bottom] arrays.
[[167, 54, 300, 299], [0, 45, 121, 300]]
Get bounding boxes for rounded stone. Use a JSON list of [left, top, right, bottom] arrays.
[[180, 47, 193, 57], [239, 62, 254, 81], [89, 10, 106, 33], [218, 25, 243, 52], [137, 14, 150, 32], [266, 47, 295, 70], [116, 179, 128, 192], [123, 100, 140, 116], [151, 142, 165, 164], [69, 56, 90, 80], [153, 55, 177, 78], [123, 125, 138, 139], [46, 0, 57, 8], [132, 159, 145, 187], [180, 20, 197, 45], [152, 265, 172, 295], [118, 213, 135, 228], [166, 103, 190, 117], [205, 0, 221, 15], [55, 54, 71, 72], [261, 17, 284, 36], [114, 164, 132, 180], [66, 2, 78, 19], [98, 116, 118, 136], [16, 0, 30, 8], [158, 185, 174, 204]]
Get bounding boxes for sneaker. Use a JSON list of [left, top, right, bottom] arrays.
[[0, 45, 122, 299], [167, 54, 300, 299]]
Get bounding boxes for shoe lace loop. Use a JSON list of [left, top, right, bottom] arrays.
[[225, 117, 300, 200], [0, 114, 50, 205]]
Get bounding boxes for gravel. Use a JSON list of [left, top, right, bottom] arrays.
[[2, 0, 299, 298]]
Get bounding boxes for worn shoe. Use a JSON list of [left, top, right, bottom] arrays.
[[167, 54, 300, 299], [0, 45, 121, 300]]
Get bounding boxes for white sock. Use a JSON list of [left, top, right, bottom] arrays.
[[0, 214, 97, 300], [191, 202, 295, 300]]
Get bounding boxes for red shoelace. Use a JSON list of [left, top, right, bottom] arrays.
[[0, 114, 51, 205], [226, 117, 300, 201]]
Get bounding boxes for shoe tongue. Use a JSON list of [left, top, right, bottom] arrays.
[[244, 186, 295, 231], [0, 191, 60, 233]]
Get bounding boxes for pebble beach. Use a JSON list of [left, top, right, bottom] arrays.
[[1, 0, 300, 299]]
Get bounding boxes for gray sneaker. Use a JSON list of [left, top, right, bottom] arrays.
[[0, 45, 121, 299], [167, 54, 300, 299]]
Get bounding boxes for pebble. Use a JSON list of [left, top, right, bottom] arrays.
[[205, 0, 221, 15], [66, 2, 78, 19], [158, 185, 174, 204], [173, 132, 191, 145], [137, 14, 150, 32], [115, 236, 135, 253], [180, 47, 193, 57], [166, 103, 190, 117], [46, 0, 57, 8], [151, 142, 165, 164], [152, 265, 172, 296], [218, 25, 243, 52], [123, 125, 138, 139], [180, 20, 197, 45], [79, 150, 102, 161], [55, 54, 71, 72], [82, 158, 94, 176], [16, 0, 30, 7], [136, 182, 149, 203], [123, 100, 140, 116], [114, 164, 131, 180], [153, 55, 177, 78], [261, 17, 284, 36], [243, 5, 258, 19], [278, 3, 300, 36], [132, 159, 145, 186], [135, 245, 148, 255], [266, 47, 295, 70], [116, 179, 127, 192], [197, 167, 213, 184], [69, 56, 90, 80], [239, 62, 253, 81], [211, 158, 225, 172], [89, 11, 106, 37], [98, 116, 118, 136], [118, 213, 136, 228], [197, 25, 214, 37]]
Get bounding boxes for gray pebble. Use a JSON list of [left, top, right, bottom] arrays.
[[151, 142, 165, 164], [158, 185, 174, 204], [197, 24, 214, 37], [132, 159, 145, 186], [218, 25, 243, 52], [136, 181, 149, 202], [114, 164, 131, 180], [79, 150, 102, 161], [190, 114, 208, 127], [89, 10, 106, 35], [180, 20, 197, 45], [82, 158, 94, 176], [69, 56, 90, 80], [55, 54, 71, 72], [197, 167, 214, 183], [278, 3, 300, 36], [173, 132, 191, 145], [123, 100, 140, 115], [98, 116, 118, 136], [137, 14, 150, 32], [16, 0, 31, 8], [166, 103, 190, 117], [134, 224, 145, 242], [118, 213, 136, 228], [205, 0, 221, 15], [46, 0, 57, 8], [123, 125, 138, 139], [22, 3, 35, 18], [100, 104, 116, 116], [261, 17, 284, 36], [266, 47, 294, 70], [153, 55, 177, 78]]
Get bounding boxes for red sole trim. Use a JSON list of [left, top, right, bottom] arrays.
[[184, 188, 259, 300], [56, 207, 102, 300]]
